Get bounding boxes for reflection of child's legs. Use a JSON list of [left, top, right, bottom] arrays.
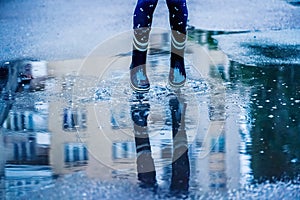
[[130, 0, 159, 92], [131, 103, 156, 185], [166, 0, 188, 87], [169, 94, 190, 191]]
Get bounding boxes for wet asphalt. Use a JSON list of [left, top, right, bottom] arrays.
[[0, 0, 299, 63], [1, 0, 300, 199]]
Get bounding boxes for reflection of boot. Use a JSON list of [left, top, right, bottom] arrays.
[[131, 103, 156, 186], [136, 142, 156, 186], [131, 103, 150, 132], [169, 32, 186, 87], [169, 95, 190, 192]]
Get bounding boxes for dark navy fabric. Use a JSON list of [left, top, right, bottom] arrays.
[[133, 0, 188, 34]]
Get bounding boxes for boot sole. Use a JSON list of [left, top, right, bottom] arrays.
[[168, 78, 186, 88], [130, 81, 150, 93]]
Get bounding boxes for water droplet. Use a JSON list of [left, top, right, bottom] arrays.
[[268, 115, 274, 118], [291, 158, 298, 163]]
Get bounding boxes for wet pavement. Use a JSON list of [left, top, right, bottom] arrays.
[[214, 30, 300, 66], [1, 0, 300, 63], [1, 0, 300, 199], [1, 28, 300, 199]]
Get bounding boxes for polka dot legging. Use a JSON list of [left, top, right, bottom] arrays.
[[133, 0, 188, 44], [131, 0, 188, 69]]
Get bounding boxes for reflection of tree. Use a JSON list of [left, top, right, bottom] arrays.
[[230, 62, 300, 182], [0, 62, 17, 127], [187, 29, 219, 50]]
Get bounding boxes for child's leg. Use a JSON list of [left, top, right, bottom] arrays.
[[166, 0, 188, 34], [130, 0, 158, 92], [166, 0, 188, 87]]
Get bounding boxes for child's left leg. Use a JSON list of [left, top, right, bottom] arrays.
[[166, 0, 188, 87]]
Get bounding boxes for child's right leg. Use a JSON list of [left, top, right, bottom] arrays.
[[130, 0, 159, 92]]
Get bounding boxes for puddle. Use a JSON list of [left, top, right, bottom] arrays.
[[1, 29, 300, 199]]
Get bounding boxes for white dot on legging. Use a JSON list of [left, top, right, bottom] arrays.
[[140, 7, 144, 12]]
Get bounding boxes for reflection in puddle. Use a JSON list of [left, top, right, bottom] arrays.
[[0, 29, 300, 198], [229, 62, 300, 183], [130, 92, 190, 195], [0, 60, 52, 199]]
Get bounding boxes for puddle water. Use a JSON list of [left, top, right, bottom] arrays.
[[1, 29, 300, 199]]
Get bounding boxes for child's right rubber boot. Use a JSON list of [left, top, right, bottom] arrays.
[[130, 60, 150, 93], [130, 28, 150, 93]]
